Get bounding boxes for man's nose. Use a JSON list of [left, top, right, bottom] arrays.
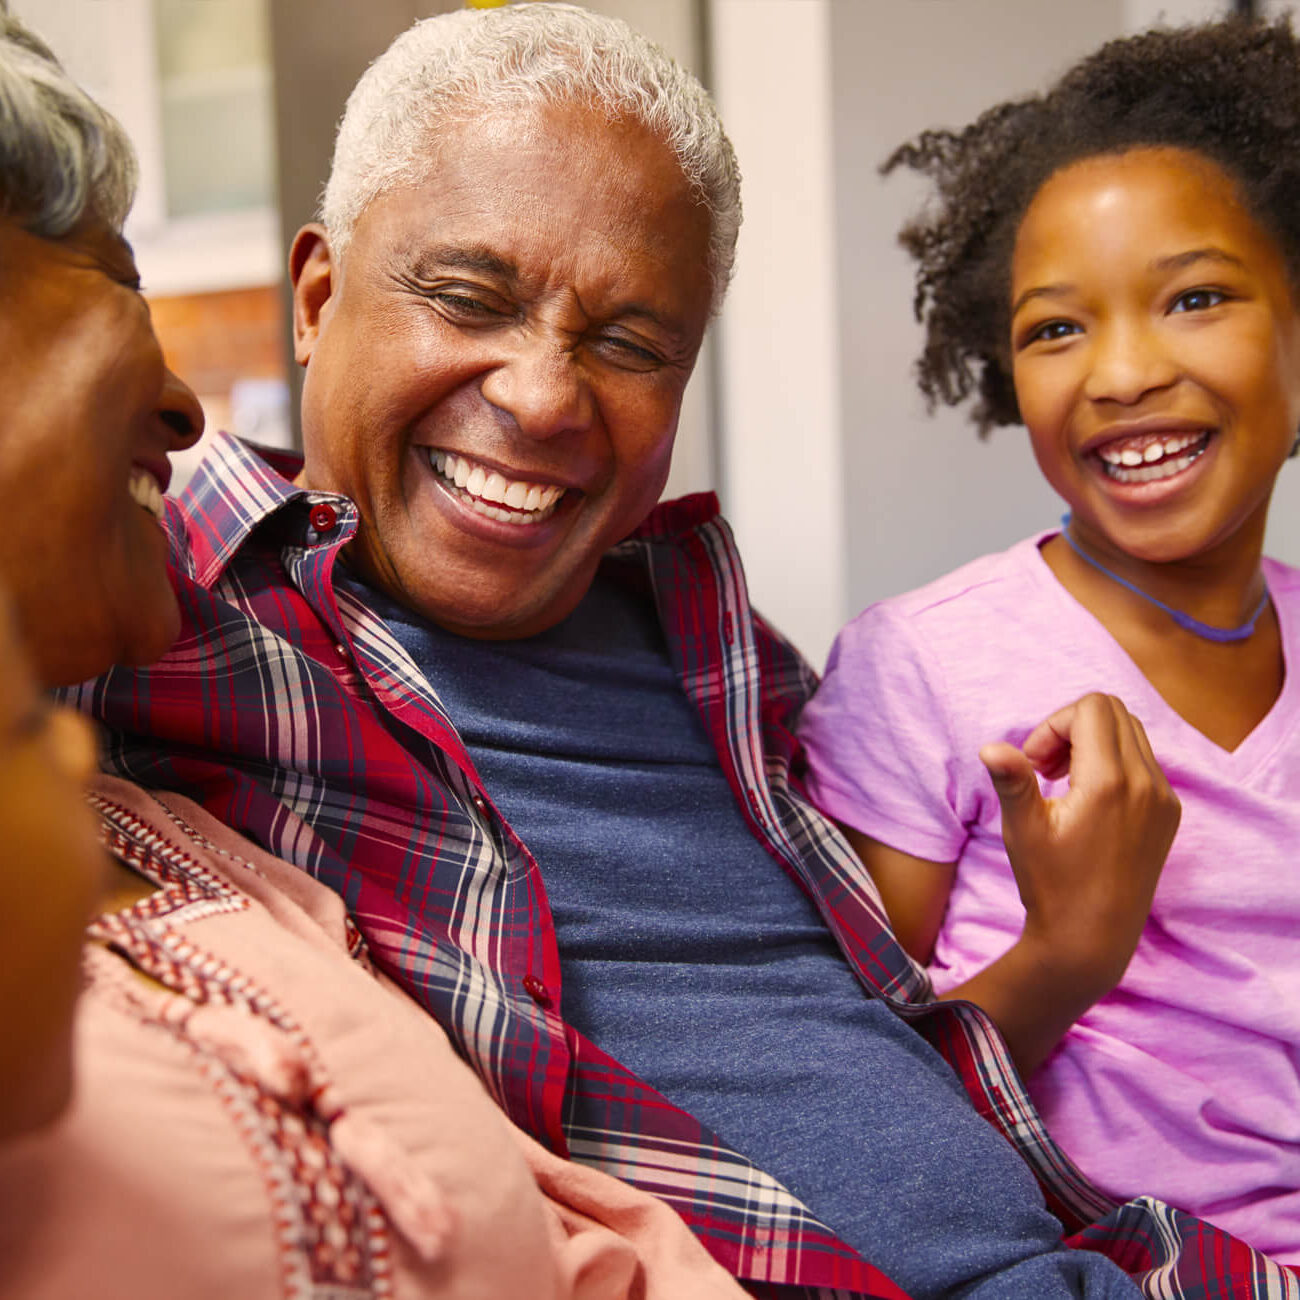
[[157, 365, 206, 450], [479, 339, 595, 439], [1083, 322, 1178, 407]]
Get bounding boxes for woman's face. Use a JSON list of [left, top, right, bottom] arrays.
[[0, 220, 203, 686], [1010, 147, 1300, 571]]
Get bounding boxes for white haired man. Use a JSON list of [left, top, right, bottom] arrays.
[[79, 6, 1275, 1298]]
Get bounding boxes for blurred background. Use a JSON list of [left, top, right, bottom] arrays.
[[18, 0, 1298, 665]]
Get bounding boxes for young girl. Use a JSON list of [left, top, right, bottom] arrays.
[[798, 16, 1300, 1265]]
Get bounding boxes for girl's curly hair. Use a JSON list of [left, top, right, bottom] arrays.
[[884, 16, 1300, 435]]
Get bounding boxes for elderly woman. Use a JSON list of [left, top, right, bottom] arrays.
[[0, 16, 743, 1299]]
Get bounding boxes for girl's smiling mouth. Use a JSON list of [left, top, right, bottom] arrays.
[[1091, 429, 1213, 485]]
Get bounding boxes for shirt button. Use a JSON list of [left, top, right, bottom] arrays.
[[309, 502, 338, 534], [522, 975, 552, 1008], [333, 642, 349, 661], [472, 793, 489, 818]]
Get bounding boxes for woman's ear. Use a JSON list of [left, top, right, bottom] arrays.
[[288, 223, 336, 367]]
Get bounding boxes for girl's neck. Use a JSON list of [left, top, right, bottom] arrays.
[[1053, 514, 1270, 641], [1039, 521, 1284, 753], [1049, 514, 1270, 639]]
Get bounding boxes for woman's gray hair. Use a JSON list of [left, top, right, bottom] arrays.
[[0, 12, 136, 236], [321, 2, 741, 313]]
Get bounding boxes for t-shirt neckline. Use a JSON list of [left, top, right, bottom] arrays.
[[1025, 528, 1296, 776]]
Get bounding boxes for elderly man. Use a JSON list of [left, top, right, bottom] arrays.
[[80, 6, 1283, 1299]]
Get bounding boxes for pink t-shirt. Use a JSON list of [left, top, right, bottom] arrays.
[[798, 533, 1300, 1264]]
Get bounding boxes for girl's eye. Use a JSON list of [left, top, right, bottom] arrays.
[[1170, 287, 1226, 314], [1025, 319, 1080, 345]]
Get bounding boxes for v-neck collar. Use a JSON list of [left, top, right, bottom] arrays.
[[1026, 531, 1297, 777]]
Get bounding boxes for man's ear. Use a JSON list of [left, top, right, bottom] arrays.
[[289, 223, 336, 367]]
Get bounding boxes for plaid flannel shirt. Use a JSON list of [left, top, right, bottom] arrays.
[[72, 432, 1298, 1300]]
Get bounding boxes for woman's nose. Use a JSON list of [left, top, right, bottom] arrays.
[[158, 365, 205, 450]]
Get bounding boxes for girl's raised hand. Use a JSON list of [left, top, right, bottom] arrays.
[[939, 694, 1180, 1076]]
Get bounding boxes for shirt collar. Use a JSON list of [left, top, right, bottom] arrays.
[[178, 431, 353, 589], [628, 491, 720, 543], [179, 431, 720, 588]]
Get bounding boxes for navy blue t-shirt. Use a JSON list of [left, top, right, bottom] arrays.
[[342, 562, 1135, 1300]]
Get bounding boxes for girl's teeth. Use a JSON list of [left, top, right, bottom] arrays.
[[1096, 431, 1209, 483], [1101, 446, 1205, 484]]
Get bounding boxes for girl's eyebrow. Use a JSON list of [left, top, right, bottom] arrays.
[[1011, 282, 1071, 317], [1012, 248, 1249, 318], [1150, 246, 1246, 274]]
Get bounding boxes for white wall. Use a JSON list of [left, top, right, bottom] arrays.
[[829, 0, 1125, 630], [711, 0, 845, 667]]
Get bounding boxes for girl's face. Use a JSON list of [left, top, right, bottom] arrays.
[[1010, 147, 1300, 570]]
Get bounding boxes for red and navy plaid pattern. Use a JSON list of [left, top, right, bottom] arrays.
[[70, 432, 1297, 1300]]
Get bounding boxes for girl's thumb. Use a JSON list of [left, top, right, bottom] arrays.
[[979, 742, 1039, 808]]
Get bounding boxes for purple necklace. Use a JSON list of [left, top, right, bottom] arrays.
[[1058, 514, 1269, 644]]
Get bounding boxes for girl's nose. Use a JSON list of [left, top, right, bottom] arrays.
[[1083, 323, 1178, 406]]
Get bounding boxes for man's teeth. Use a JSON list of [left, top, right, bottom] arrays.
[[429, 450, 565, 524], [1096, 432, 1209, 484], [128, 468, 164, 520]]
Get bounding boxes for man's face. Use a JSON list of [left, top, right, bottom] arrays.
[[291, 100, 714, 638]]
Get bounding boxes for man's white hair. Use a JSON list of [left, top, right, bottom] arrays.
[[321, 2, 741, 313]]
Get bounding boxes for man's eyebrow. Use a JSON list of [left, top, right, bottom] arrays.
[[411, 246, 518, 282], [617, 302, 675, 332]]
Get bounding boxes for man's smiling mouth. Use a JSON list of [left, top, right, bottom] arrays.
[[428, 450, 567, 525]]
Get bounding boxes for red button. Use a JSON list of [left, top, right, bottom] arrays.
[[522, 975, 552, 1008], [309, 503, 337, 533]]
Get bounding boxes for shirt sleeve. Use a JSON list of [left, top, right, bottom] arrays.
[[797, 601, 970, 863]]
